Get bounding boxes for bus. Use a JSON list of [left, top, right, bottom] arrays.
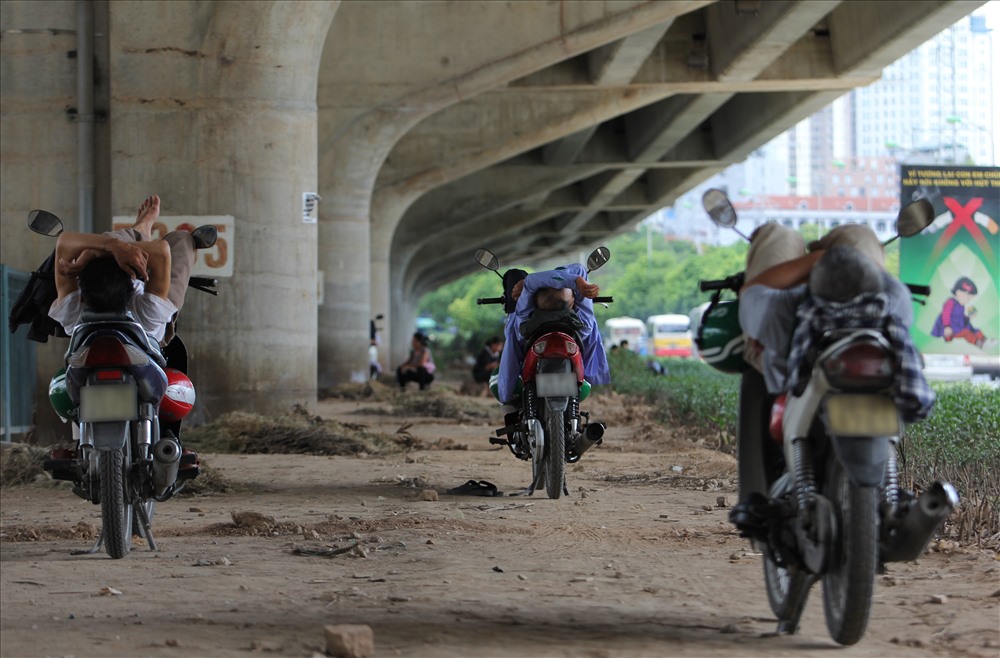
[[646, 314, 693, 358], [603, 317, 647, 354]]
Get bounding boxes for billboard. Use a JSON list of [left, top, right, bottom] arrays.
[[899, 165, 999, 356]]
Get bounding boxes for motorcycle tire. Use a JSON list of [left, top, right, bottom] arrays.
[[543, 409, 565, 499], [99, 448, 131, 559], [821, 457, 879, 645], [762, 545, 811, 622]]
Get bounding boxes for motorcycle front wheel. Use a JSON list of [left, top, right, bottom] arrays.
[[99, 448, 131, 559], [822, 457, 879, 645], [543, 408, 565, 499]]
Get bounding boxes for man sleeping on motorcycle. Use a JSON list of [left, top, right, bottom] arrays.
[[730, 223, 934, 535], [495, 263, 610, 406]]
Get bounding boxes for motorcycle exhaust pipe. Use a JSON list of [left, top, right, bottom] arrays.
[[573, 422, 606, 458], [882, 481, 959, 563], [151, 437, 181, 496]]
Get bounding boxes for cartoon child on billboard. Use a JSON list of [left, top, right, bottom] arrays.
[[931, 276, 996, 349]]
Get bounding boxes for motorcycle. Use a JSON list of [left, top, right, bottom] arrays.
[[696, 190, 957, 645], [474, 247, 611, 499], [26, 209, 216, 559]]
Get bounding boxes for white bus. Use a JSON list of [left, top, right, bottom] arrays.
[[603, 317, 647, 354]]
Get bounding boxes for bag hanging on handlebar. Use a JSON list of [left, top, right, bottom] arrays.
[[8, 249, 67, 343]]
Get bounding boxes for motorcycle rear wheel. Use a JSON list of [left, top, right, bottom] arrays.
[[543, 409, 565, 499], [822, 457, 879, 645], [100, 448, 130, 559]]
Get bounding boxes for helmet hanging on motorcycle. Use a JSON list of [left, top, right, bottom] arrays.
[[160, 368, 196, 422], [696, 300, 749, 374], [48, 367, 78, 421]]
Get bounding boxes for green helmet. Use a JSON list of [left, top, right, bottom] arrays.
[[696, 300, 749, 374], [49, 367, 78, 421]]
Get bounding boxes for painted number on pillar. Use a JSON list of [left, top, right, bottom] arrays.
[[112, 215, 235, 277]]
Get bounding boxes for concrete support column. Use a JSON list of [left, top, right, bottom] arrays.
[[107, 1, 337, 416], [317, 139, 379, 388]]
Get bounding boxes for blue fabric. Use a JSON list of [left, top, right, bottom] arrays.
[[497, 264, 610, 403], [786, 292, 935, 423]]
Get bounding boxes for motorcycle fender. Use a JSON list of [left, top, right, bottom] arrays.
[[831, 435, 891, 487], [545, 397, 569, 413], [90, 421, 129, 451]]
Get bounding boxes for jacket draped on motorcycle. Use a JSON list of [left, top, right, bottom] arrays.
[[497, 263, 610, 403]]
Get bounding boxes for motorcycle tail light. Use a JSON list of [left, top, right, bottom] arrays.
[[96, 369, 125, 381], [533, 341, 547, 355], [565, 341, 579, 356], [69, 336, 149, 368], [821, 342, 895, 390]]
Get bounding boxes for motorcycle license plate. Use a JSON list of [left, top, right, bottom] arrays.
[[824, 395, 899, 437], [534, 372, 578, 397], [79, 384, 138, 422]]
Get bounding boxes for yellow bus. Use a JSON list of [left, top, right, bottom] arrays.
[[646, 314, 693, 358]]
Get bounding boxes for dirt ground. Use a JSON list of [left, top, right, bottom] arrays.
[[1, 382, 998, 658]]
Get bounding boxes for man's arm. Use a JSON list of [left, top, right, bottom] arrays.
[[740, 250, 824, 295], [54, 231, 148, 300]]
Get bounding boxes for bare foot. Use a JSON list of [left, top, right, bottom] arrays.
[[132, 195, 160, 240]]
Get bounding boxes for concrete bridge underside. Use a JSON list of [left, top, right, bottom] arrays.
[[0, 1, 983, 431]]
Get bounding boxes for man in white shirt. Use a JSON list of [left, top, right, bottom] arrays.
[[48, 229, 178, 343]]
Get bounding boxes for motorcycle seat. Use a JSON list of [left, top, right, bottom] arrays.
[[68, 312, 167, 369], [520, 308, 585, 345]]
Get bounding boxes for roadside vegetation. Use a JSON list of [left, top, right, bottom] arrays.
[[604, 349, 1000, 548]]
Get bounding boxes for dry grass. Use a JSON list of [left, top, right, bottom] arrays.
[[0, 444, 53, 487], [181, 404, 405, 456]]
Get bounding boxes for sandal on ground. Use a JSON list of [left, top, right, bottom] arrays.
[[446, 479, 504, 497]]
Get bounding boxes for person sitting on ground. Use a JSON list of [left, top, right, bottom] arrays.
[[730, 222, 933, 534], [472, 336, 503, 395], [495, 263, 610, 405], [396, 332, 436, 390]]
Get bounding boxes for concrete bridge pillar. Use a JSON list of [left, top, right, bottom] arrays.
[[106, 1, 338, 415]]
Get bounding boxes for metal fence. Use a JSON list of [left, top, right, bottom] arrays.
[[1, 265, 37, 441]]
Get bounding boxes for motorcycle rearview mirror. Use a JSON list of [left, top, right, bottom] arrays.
[[474, 248, 503, 278], [896, 198, 935, 238], [701, 189, 749, 241], [587, 246, 610, 273], [27, 209, 64, 237]]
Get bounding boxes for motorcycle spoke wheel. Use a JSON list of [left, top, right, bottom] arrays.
[[543, 409, 565, 499], [99, 448, 130, 559], [822, 458, 879, 645], [762, 546, 811, 622]]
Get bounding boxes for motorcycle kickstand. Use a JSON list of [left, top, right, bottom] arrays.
[[774, 573, 818, 635], [134, 504, 158, 551], [71, 533, 104, 555]]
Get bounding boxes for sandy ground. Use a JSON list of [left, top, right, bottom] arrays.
[[1, 384, 998, 658]]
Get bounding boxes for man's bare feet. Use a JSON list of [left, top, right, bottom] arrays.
[[132, 195, 160, 240]]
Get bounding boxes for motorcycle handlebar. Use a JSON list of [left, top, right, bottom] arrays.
[[699, 273, 745, 292], [906, 283, 931, 296], [477, 297, 504, 305], [593, 296, 613, 304]]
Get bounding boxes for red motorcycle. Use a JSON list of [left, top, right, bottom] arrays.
[[474, 247, 611, 498]]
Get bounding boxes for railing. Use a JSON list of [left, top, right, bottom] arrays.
[[1, 265, 37, 442]]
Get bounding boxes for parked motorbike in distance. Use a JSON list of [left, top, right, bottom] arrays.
[[696, 190, 957, 645], [474, 247, 611, 499], [28, 210, 214, 558]]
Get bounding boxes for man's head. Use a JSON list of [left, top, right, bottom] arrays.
[[535, 287, 574, 311], [810, 245, 884, 303], [78, 256, 134, 313]]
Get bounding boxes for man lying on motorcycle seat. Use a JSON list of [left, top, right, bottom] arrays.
[[730, 223, 934, 536], [495, 263, 611, 407]]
